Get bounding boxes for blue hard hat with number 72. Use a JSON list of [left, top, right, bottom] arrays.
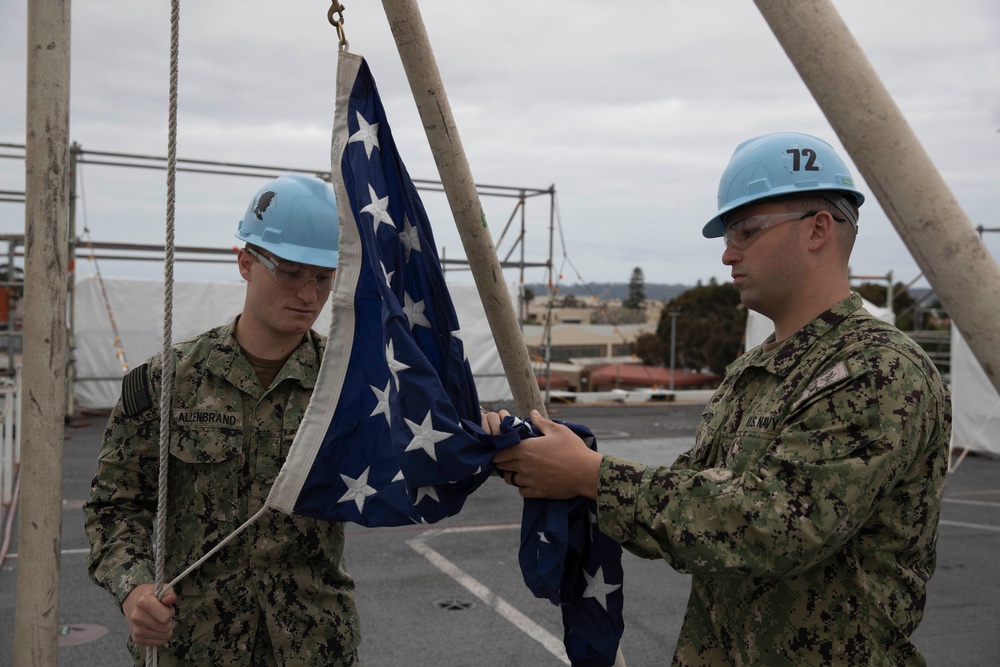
[[703, 132, 866, 238], [235, 173, 340, 268]]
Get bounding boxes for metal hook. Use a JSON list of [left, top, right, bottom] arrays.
[[328, 1, 349, 50]]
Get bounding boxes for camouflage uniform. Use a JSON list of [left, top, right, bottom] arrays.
[[597, 294, 951, 666], [84, 320, 360, 666]]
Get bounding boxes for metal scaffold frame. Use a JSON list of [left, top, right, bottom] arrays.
[[0, 141, 559, 407]]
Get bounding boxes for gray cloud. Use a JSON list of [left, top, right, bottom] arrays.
[[2, 0, 998, 291]]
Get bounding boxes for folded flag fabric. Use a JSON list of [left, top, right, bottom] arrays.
[[483, 416, 625, 666], [264, 50, 624, 666]]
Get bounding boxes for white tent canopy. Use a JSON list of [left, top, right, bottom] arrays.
[[951, 325, 1000, 457], [73, 275, 512, 409]]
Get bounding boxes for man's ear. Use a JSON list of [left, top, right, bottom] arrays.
[[806, 210, 836, 250], [237, 248, 254, 281]]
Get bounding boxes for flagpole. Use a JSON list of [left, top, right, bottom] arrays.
[[380, 0, 547, 419]]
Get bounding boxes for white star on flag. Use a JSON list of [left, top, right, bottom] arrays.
[[385, 339, 410, 390], [369, 381, 392, 425], [361, 184, 394, 233], [399, 215, 421, 260], [582, 566, 621, 611], [403, 292, 432, 330], [403, 411, 452, 462], [414, 485, 440, 505], [380, 260, 395, 286], [348, 110, 380, 159], [338, 467, 378, 512]]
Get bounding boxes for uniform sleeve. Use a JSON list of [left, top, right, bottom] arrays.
[[596, 347, 942, 577], [83, 362, 161, 610]]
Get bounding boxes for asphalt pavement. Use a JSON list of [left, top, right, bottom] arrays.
[[1, 402, 998, 666]]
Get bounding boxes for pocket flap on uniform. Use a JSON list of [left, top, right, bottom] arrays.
[[170, 410, 242, 464]]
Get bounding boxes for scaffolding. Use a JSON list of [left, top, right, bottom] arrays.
[[0, 141, 560, 406]]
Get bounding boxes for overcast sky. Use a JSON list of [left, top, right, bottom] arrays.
[[1, 1, 998, 294]]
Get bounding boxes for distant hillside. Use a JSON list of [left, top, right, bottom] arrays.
[[525, 282, 691, 302]]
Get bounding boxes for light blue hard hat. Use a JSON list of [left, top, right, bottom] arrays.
[[235, 174, 339, 268], [703, 132, 866, 238]]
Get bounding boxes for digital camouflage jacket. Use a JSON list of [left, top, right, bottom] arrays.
[[597, 293, 951, 666], [84, 320, 360, 666]]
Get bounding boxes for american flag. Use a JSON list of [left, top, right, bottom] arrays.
[[265, 51, 622, 665], [265, 51, 490, 526]]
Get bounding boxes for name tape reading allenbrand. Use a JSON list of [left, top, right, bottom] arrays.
[[176, 411, 238, 426]]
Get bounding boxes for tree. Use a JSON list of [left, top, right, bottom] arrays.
[[630, 332, 665, 366], [520, 286, 536, 322], [623, 267, 645, 310], [657, 282, 744, 375], [561, 294, 582, 308]]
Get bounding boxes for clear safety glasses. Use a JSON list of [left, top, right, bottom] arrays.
[[246, 247, 335, 293], [723, 211, 817, 250]]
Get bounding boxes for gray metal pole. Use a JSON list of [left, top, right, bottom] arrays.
[[544, 187, 555, 403], [15, 1, 71, 665], [669, 311, 680, 392], [381, 0, 546, 418], [755, 0, 1000, 394]]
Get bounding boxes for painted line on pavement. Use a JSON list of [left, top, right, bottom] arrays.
[[5, 546, 90, 559], [943, 498, 1000, 508], [939, 520, 1000, 533], [407, 526, 570, 665]]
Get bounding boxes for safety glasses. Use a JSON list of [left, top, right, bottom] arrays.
[[723, 211, 817, 250], [246, 247, 335, 293]]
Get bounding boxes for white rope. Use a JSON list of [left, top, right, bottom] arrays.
[[148, 1, 180, 664]]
